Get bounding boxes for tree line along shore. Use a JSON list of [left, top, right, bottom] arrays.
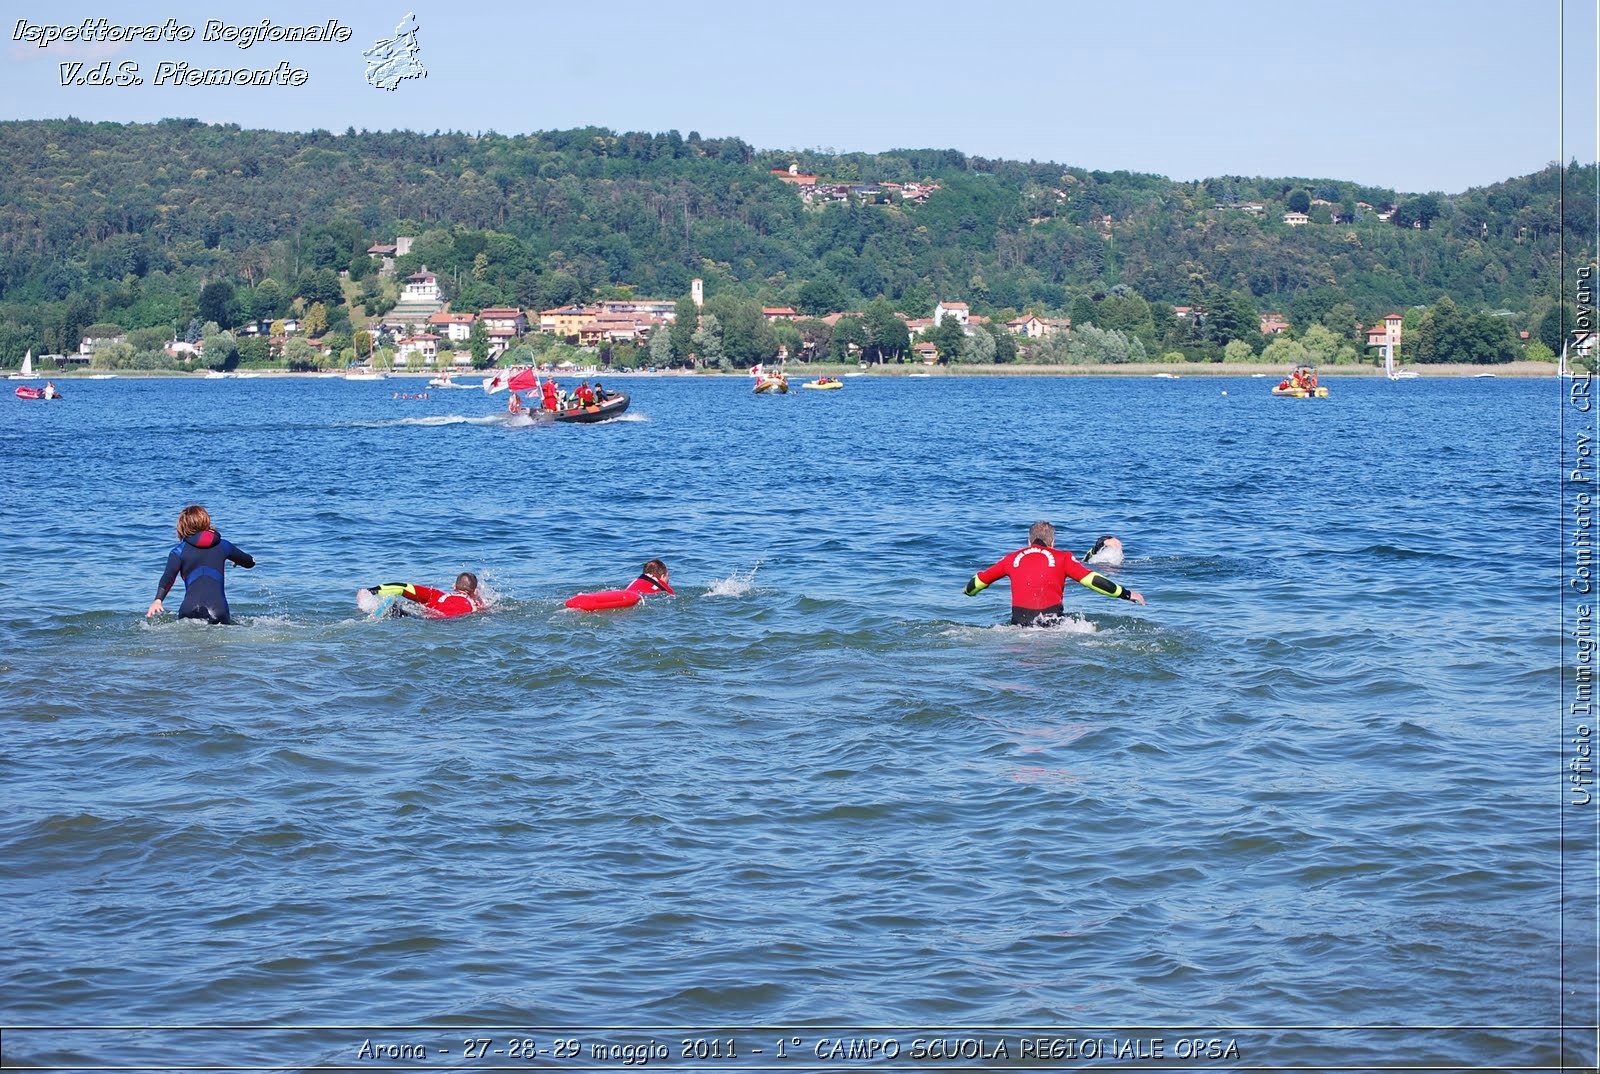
[[0, 119, 1593, 376]]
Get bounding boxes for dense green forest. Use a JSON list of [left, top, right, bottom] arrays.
[[1, 117, 1593, 367]]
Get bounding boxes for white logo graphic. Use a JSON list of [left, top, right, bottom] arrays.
[[364, 12, 425, 91]]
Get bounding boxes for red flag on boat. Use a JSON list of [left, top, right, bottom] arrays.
[[506, 367, 539, 393]]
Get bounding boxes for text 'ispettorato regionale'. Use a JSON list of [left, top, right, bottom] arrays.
[[15, 18, 353, 87]]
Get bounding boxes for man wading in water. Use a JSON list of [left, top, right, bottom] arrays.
[[964, 521, 1145, 626]]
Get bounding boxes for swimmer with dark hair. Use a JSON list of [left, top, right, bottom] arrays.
[[626, 559, 674, 596]]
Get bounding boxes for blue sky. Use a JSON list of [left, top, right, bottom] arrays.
[[3, 0, 1594, 193]]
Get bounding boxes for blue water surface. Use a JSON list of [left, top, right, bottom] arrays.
[[0, 374, 1576, 1068]]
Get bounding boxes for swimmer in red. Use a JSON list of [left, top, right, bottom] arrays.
[[964, 521, 1145, 626], [624, 559, 675, 596], [366, 572, 485, 618]]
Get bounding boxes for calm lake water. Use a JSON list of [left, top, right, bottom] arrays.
[[0, 374, 1585, 1069]]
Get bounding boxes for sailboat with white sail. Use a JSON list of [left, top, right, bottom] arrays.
[[1383, 339, 1417, 380], [8, 350, 37, 380]]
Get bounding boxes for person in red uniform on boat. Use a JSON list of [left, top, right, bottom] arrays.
[[575, 381, 595, 406], [964, 521, 1145, 626], [541, 378, 560, 411], [366, 572, 486, 618], [625, 559, 675, 596]]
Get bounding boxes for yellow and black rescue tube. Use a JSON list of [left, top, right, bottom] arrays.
[[1079, 571, 1134, 599], [371, 583, 416, 598], [963, 574, 990, 596]]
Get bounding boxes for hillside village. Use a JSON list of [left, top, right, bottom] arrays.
[[59, 237, 1476, 372], [52, 217, 1581, 376], [6, 120, 1590, 376]]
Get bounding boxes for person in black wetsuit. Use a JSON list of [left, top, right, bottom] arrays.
[[146, 504, 256, 624]]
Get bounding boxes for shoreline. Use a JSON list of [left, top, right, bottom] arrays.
[[23, 361, 1569, 380]]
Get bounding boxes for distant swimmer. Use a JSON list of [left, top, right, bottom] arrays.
[[964, 521, 1144, 626], [146, 504, 256, 624], [364, 572, 485, 619], [1083, 535, 1124, 567], [565, 559, 675, 611]]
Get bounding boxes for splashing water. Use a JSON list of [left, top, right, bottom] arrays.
[[940, 614, 1099, 639], [705, 564, 760, 597], [345, 414, 506, 429]]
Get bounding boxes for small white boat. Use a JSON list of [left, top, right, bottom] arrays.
[[1382, 341, 1419, 380], [908, 372, 933, 378], [1152, 372, 1180, 379], [1250, 373, 1268, 378], [1472, 372, 1496, 378], [344, 371, 387, 381], [235, 372, 261, 379], [88, 374, 116, 380], [9, 350, 38, 380], [202, 370, 229, 379], [315, 371, 342, 378], [844, 371, 865, 377]]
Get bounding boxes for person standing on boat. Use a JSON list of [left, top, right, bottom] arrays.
[[147, 505, 256, 625], [365, 573, 485, 618], [964, 521, 1145, 626], [42, 381, 58, 399], [541, 378, 560, 411]]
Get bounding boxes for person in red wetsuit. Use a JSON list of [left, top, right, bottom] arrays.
[[367, 572, 485, 618], [965, 521, 1145, 626], [541, 379, 560, 411], [624, 559, 675, 596]]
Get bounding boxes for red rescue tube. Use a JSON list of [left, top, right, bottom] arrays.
[[564, 589, 642, 612]]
